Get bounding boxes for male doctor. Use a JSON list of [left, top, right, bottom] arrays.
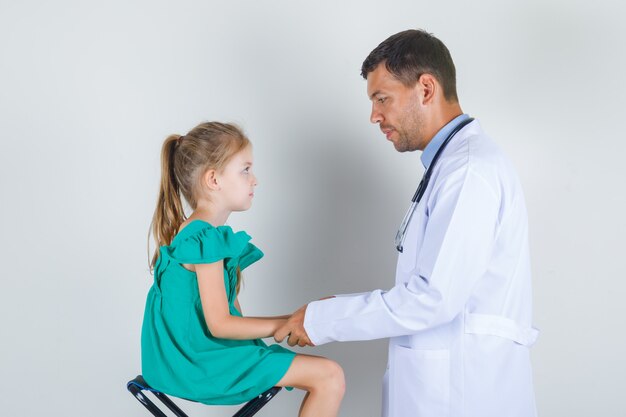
[[275, 29, 538, 417]]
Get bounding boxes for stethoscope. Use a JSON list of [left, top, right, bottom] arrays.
[[395, 117, 475, 253]]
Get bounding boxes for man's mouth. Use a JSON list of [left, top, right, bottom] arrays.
[[381, 127, 395, 140]]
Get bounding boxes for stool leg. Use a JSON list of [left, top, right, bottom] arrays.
[[153, 391, 190, 417], [128, 383, 169, 417], [233, 387, 282, 417]]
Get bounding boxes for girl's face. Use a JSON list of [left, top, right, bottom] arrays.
[[216, 146, 257, 212]]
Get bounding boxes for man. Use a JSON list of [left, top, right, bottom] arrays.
[[275, 29, 538, 417]]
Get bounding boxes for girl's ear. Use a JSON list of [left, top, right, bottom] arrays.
[[203, 169, 220, 191]]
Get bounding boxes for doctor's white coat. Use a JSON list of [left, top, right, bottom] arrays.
[[304, 120, 538, 417]]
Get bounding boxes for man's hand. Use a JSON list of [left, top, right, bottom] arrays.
[[274, 304, 314, 347]]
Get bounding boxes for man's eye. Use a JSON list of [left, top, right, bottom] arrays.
[[378, 97, 386, 104]]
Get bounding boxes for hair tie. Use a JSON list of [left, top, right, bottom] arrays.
[[177, 135, 184, 144]]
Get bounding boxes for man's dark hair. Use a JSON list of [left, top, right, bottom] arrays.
[[361, 29, 458, 102]]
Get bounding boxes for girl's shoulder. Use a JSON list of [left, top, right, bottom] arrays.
[[163, 220, 261, 266], [173, 219, 233, 243]]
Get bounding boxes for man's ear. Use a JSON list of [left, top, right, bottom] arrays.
[[203, 169, 220, 191], [417, 73, 438, 105]]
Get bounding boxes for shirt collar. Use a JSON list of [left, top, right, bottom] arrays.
[[420, 113, 470, 169]]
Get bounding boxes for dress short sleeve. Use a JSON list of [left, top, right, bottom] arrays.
[[163, 222, 263, 271]]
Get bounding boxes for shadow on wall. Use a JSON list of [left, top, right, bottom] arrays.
[[256, 117, 397, 415], [274, 118, 400, 300]]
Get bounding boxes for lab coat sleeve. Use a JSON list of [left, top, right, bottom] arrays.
[[304, 166, 501, 345]]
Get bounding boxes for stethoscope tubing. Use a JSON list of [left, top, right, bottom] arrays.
[[395, 117, 475, 253]]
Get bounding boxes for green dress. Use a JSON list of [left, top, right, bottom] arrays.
[[141, 220, 295, 405]]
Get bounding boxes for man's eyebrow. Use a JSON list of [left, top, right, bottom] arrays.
[[369, 90, 383, 100], [370, 90, 385, 100]]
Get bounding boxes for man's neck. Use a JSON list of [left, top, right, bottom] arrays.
[[421, 102, 463, 150]]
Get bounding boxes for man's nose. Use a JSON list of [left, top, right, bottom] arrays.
[[370, 106, 382, 124]]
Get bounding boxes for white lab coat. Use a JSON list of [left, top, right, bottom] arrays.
[[304, 120, 538, 417]]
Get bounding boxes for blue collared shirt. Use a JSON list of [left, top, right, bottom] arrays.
[[420, 114, 470, 170]]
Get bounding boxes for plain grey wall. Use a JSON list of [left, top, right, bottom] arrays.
[[1, 0, 624, 416]]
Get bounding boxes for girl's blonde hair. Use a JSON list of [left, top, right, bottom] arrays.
[[149, 122, 250, 286]]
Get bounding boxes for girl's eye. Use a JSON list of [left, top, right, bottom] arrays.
[[243, 167, 250, 174]]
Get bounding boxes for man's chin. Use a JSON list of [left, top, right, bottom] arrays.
[[392, 137, 422, 152], [392, 141, 411, 153]]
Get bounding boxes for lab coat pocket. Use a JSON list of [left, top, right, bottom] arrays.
[[391, 345, 450, 417]]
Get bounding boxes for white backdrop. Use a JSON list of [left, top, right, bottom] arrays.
[[1, 1, 624, 416]]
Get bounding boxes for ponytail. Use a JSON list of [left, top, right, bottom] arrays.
[[149, 134, 186, 270]]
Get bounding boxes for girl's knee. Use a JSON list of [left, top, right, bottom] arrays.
[[280, 355, 345, 397], [316, 359, 345, 397]]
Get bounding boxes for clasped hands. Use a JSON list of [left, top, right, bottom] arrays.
[[274, 304, 313, 347], [275, 296, 334, 347]]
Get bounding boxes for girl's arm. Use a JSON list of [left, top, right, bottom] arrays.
[[196, 261, 287, 340]]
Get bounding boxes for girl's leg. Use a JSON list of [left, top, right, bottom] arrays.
[[276, 354, 345, 417]]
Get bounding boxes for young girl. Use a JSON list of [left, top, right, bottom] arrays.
[[141, 122, 344, 417]]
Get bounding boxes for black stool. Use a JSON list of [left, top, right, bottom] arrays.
[[127, 375, 281, 417]]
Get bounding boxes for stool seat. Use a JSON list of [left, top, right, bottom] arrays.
[[126, 375, 281, 417]]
